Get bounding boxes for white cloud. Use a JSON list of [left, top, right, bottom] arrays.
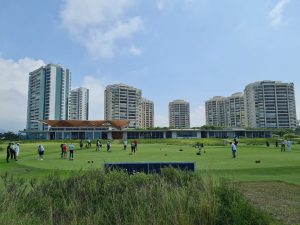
[[129, 45, 142, 56], [0, 58, 45, 131], [156, 0, 194, 11], [156, 0, 173, 11], [82, 76, 107, 120], [61, 0, 143, 59], [268, 0, 290, 27], [190, 105, 205, 127]]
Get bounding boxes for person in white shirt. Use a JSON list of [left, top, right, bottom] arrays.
[[38, 144, 44, 160], [69, 143, 75, 159], [15, 143, 20, 160], [231, 142, 237, 158], [287, 140, 292, 152]]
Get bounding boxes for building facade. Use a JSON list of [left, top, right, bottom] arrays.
[[104, 84, 142, 128], [141, 98, 154, 129], [69, 87, 89, 120], [225, 92, 246, 128], [169, 100, 190, 128], [22, 120, 273, 140], [244, 81, 297, 129], [205, 96, 226, 127], [26, 63, 71, 131]]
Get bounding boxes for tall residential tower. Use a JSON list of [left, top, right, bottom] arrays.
[[141, 98, 154, 129], [244, 81, 297, 129], [104, 84, 142, 128], [26, 63, 71, 131], [69, 87, 89, 120], [205, 93, 247, 128], [169, 100, 190, 128], [225, 92, 246, 128], [205, 96, 226, 127]]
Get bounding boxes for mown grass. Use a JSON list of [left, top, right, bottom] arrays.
[[1, 140, 298, 224], [240, 181, 300, 225], [0, 169, 275, 225], [1, 141, 300, 184]]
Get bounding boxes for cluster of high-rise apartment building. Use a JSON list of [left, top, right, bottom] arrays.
[[205, 81, 297, 129], [26, 63, 89, 131], [26, 64, 297, 131], [104, 84, 154, 129], [26, 63, 192, 131]]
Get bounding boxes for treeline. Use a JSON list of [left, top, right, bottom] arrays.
[[0, 132, 21, 141]]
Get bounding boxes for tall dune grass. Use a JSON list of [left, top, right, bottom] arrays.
[[0, 169, 273, 225]]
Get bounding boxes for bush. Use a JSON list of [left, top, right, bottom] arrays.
[[283, 133, 299, 140]]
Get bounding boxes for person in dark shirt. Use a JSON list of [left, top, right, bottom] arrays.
[[80, 139, 83, 150], [106, 141, 111, 151], [131, 142, 136, 154], [60, 143, 64, 158], [10, 143, 16, 160], [6, 143, 11, 163]]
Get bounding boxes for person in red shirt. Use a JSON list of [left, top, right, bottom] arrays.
[[63, 144, 68, 159]]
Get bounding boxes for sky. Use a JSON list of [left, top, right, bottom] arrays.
[[0, 0, 300, 131]]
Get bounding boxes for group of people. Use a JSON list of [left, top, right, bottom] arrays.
[[79, 139, 112, 152], [130, 140, 138, 154], [230, 138, 294, 159], [280, 139, 293, 152], [122, 139, 138, 154], [267, 140, 293, 152], [60, 143, 75, 160], [6, 142, 20, 162], [79, 139, 92, 150]]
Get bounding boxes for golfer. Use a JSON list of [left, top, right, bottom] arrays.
[[231, 142, 237, 158]]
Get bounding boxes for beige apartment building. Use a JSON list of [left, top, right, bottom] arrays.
[[104, 84, 142, 128], [69, 87, 89, 120], [141, 98, 154, 129], [244, 81, 297, 129], [169, 100, 190, 128]]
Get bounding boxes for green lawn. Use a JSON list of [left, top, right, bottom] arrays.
[[1, 141, 300, 185]]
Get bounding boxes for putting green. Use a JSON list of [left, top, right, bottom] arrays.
[[1, 142, 300, 184]]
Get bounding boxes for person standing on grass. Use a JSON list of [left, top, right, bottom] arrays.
[[38, 144, 44, 160], [80, 139, 83, 150], [60, 143, 64, 158], [6, 143, 11, 163], [15, 143, 20, 161], [106, 141, 111, 151], [69, 143, 74, 160], [96, 139, 102, 151], [231, 142, 237, 158], [87, 139, 92, 148], [281, 140, 286, 152], [10, 143, 16, 160], [63, 144, 68, 159], [131, 142, 136, 154], [287, 140, 292, 152], [123, 139, 127, 150]]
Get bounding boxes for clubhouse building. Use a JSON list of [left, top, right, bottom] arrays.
[[22, 120, 273, 140]]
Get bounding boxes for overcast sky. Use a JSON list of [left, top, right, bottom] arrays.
[[0, 0, 300, 131]]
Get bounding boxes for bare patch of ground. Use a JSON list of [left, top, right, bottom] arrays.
[[239, 182, 300, 225]]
